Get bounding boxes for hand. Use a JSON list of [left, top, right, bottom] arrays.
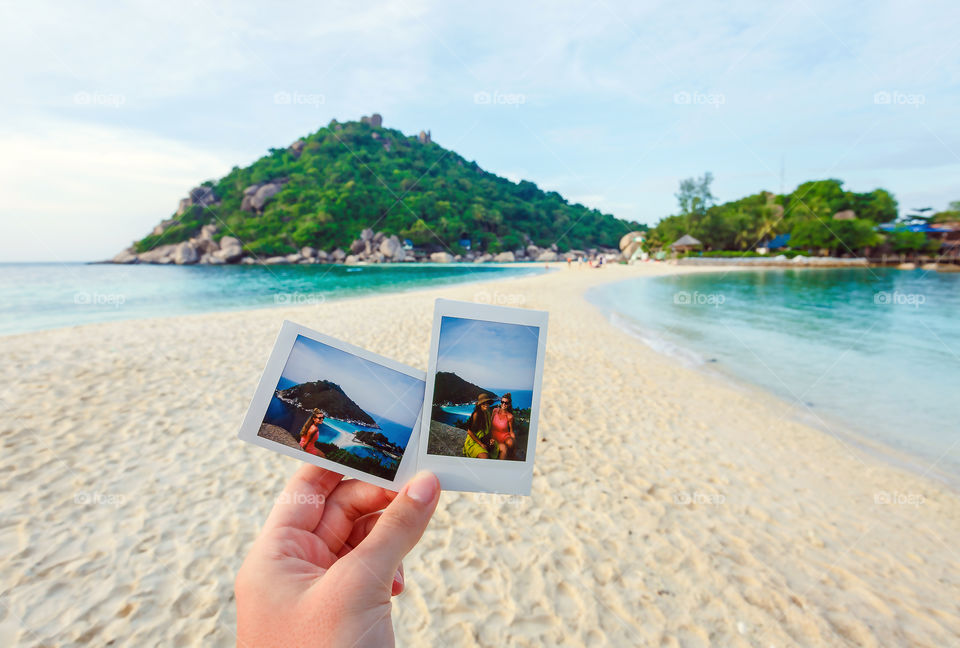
[[236, 466, 441, 647], [487, 438, 497, 448]]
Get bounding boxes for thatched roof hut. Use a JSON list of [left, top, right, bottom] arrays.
[[670, 234, 702, 253]]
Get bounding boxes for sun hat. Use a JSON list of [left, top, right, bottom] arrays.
[[476, 393, 495, 405]]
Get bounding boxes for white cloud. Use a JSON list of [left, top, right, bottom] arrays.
[[0, 118, 235, 261]]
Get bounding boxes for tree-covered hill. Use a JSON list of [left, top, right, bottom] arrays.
[[134, 116, 636, 258], [276, 380, 377, 427]]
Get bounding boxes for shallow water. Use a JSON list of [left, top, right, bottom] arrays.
[[0, 262, 546, 336], [588, 267, 960, 477]]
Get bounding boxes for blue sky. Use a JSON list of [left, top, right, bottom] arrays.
[[436, 316, 540, 391], [1, 0, 958, 261], [281, 335, 424, 427]]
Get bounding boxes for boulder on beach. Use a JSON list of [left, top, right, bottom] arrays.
[[264, 256, 288, 264], [493, 251, 515, 263], [331, 248, 346, 261], [300, 246, 316, 259], [379, 235, 402, 259], [536, 250, 558, 262], [430, 252, 454, 263], [345, 254, 360, 264], [474, 253, 492, 263], [138, 244, 177, 264]]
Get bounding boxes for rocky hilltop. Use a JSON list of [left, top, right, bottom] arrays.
[[276, 379, 378, 428], [109, 114, 635, 265], [432, 371, 497, 406]]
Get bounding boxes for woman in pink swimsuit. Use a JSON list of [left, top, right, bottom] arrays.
[[299, 408, 327, 458], [490, 393, 515, 460]]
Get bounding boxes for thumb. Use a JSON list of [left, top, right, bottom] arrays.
[[349, 471, 440, 586]]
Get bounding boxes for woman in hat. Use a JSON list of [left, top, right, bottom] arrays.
[[462, 393, 497, 459], [299, 408, 327, 458], [490, 392, 515, 460]]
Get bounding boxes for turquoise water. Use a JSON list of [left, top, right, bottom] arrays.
[[0, 263, 546, 336], [588, 268, 960, 480]]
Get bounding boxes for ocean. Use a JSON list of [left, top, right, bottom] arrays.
[[0, 262, 546, 336], [588, 267, 960, 482]]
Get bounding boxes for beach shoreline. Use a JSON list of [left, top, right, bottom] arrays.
[[1, 262, 958, 646]]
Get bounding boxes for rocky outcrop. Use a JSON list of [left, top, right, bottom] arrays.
[[111, 248, 138, 264], [493, 251, 515, 262], [289, 139, 305, 158], [430, 252, 454, 263], [241, 180, 286, 212], [176, 186, 219, 216]]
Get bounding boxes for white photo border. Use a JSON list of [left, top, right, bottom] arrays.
[[238, 320, 426, 490], [417, 299, 548, 495]]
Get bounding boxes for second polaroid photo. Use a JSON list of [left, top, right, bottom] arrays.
[[417, 298, 548, 495]]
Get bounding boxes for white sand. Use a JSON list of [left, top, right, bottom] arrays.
[[0, 263, 958, 647]]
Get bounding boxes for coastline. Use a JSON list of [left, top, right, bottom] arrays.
[[2, 262, 958, 646], [585, 269, 960, 493]]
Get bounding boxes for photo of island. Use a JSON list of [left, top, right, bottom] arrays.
[[256, 334, 424, 480], [427, 315, 541, 461]]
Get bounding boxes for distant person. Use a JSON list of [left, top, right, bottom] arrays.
[[577, 256, 584, 268], [299, 408, 327, 457], [491, 393, 515, 460], [463, 393, 497, 459]]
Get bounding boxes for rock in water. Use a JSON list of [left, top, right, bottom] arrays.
[[111, 248, 138, 264], [173, 242, 199, 265]]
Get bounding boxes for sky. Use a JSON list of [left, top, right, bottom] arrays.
[[1, 0, 958, 261], [280, 335, 424, 427], [436, 316, 540, 391]]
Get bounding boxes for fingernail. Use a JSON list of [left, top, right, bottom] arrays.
[[405, 471, 438, 504], [393, 568, 404, 588]]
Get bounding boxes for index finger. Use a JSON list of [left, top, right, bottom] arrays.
[[262, 463, 344, 533]]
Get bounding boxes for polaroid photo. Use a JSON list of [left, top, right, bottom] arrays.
[[238, 320, 426, 490], [417, 299, 548, 495]]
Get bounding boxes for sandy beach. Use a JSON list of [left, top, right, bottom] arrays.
[[1, 263, 958, 647]]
